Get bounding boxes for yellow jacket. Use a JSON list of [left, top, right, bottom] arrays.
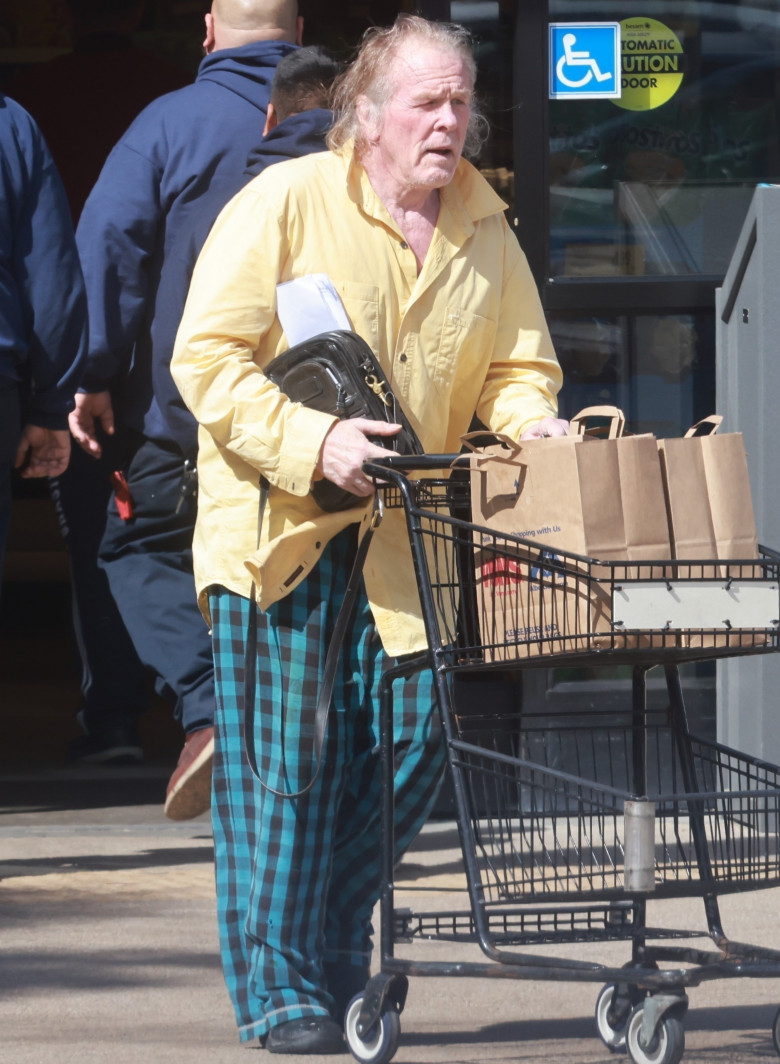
[[171, 146, 561, 656]]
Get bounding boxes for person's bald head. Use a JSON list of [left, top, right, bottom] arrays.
[[204, 0, 302, 54]]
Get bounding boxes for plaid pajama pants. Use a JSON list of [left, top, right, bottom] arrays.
[[209, 527, 445, 1042]]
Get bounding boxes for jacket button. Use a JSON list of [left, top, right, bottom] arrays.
[[400, 241, 408, 250], [399, 353, 408, 363]]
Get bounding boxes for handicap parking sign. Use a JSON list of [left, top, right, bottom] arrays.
[[549, 22, 621, 99]]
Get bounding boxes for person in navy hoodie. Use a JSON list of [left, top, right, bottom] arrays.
[[0, 94, 87, 582], [70, 0, 305, 820], [244, 45, 339, 178]]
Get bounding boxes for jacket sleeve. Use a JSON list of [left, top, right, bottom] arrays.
[[9, 108, 87, 430], [476, 222, 562, 438], [75, 138, 163, 392], [171, 183, 336, 496]]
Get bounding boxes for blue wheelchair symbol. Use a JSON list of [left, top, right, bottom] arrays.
[[549, 23, 621, 99]]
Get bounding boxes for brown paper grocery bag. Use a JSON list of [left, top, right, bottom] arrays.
[[658, 415, 758, 565], [658, 415, 763, 650], [469, 414, 671, 660]]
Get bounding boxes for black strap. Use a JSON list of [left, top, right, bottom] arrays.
[[243, 486, 382, 798]]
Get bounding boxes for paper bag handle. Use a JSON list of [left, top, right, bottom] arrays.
[[570, 405, 626, 439], [684, 414, 723, 438], [460, 431, 522, 459]]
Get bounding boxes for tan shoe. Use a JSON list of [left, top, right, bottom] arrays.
[[163, 726, 214, 820]]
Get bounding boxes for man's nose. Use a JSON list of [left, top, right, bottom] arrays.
[[435, 102, 459, 129]]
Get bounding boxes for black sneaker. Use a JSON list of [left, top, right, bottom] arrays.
[[67, 729, 144, 765], [265, 1017, 345, 1055]]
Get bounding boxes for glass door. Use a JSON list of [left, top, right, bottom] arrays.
[[511, 0, 780, 731]]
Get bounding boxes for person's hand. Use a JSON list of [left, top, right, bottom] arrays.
[[520, 416, 569, 440], [14, 426, 71, 479], [68, 391, 115, 458], [316, 418, 402, 498]]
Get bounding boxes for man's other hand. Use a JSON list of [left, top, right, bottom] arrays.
[[520, 417, 569, 440], [69, 391, 115, 458], [14, 426, 71, 478], [316, 418, 402, 497]]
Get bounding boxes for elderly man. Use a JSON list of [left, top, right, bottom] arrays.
[[172, 14, 566, 1054], [69, 0, 303, 816]]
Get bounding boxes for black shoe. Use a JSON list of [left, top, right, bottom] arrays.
[[67, 729, 144, 765], [265, 1017, 345, 1055]]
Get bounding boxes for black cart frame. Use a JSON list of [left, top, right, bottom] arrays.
[[343, 456, 780, 1064]]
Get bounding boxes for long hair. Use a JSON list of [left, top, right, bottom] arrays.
[[327, 15, 488, 160]]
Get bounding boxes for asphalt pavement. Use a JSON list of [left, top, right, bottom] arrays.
[[3, 763, 780, 1064]]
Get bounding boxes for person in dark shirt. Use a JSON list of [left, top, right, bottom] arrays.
[[0, 96, 87, 579], [69, 6, 341, 823], [6, 0, 191, 770]]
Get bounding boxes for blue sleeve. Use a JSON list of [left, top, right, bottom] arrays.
[[76, 135, 163, 391], [6, 103, 88, 429]]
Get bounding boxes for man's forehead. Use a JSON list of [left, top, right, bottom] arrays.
[[388, 43, 474, 93]]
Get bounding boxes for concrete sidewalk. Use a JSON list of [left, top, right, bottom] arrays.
[[3, 764, 780, 1064]]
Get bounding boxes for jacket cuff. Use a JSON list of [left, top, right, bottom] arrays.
[[275, 407, 338, 496]]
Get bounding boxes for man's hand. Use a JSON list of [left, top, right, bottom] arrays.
[[68, 390, 115, 459], [316, 418, 402, 497], [520, 416, 570, 440], [14, 426, 71, 479]]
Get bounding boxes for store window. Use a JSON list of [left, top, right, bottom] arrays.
[[551, 309, 715, 433], [548, 0, 780, 278], [451, 2, 516, 208]]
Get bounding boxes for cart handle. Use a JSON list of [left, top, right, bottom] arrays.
[[362, 453, 466, 477]]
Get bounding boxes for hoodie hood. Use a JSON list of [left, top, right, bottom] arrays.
[[197, 39, 298, 113], [245, 108, 333, 177]]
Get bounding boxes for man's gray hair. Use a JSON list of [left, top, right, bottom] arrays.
[[327, 15, 488, 160]]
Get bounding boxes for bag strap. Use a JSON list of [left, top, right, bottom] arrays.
[[243, 484, 382, 798], [570, 405, 626, 439], [460, 430, 521, 457], [684, 414, 723, 438]]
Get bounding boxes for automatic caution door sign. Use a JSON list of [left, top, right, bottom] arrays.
[[613, 17, 684, 110], [549, 23, 621, 100]]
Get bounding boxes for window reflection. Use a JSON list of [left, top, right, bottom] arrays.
[[549, 0, 780, 277], [552, 311, 714, 435], [453, 1, 515, 211]]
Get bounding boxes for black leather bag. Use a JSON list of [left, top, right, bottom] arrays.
[[264, 329, 422, 511]]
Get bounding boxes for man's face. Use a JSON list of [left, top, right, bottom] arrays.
[[366, 42, 473, 196]]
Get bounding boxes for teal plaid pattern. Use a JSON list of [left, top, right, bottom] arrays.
[[209, 527, 444, 1042]]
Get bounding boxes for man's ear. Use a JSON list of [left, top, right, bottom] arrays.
[[263, 103, 278, 137], [203, 13, 216, 54], [355, 95, 380, 144]]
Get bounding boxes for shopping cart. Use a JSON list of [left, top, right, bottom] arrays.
[[343, 455, 780, 1064]]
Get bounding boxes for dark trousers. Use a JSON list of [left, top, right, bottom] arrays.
[[49, 437, 149, 738], [99, 435, 214, 734], [0, 383, 21, 580]]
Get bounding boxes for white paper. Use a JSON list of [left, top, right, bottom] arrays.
[[276, 274, 351, 345]]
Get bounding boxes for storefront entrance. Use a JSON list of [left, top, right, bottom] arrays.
[[449, 0, 780, 732], [2, 0, 778, 746]]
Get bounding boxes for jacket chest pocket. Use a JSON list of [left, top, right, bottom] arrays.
[[332, 281, 380, 343], [435, 308, 496, 390]]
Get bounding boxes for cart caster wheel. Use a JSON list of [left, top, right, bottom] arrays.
[[595, 983, 629, 1051], [344, 993, 401, 1064], [771, 1005, 780, 1056], [626, 1004, 685, 1064]]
